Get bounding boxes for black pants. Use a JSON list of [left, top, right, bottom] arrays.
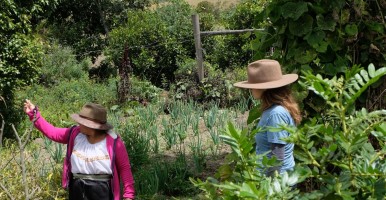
[[69, 178, 113, 200]]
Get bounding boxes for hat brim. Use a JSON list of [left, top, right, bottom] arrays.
[[234, 74, 298, 89], [70, 114, 113, 130]]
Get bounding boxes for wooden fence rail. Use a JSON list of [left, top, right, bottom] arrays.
[[192, 14, 263, 81]]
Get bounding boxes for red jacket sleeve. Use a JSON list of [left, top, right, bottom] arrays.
[[27, 109, 71, 144], [115, 138, 135, 199]]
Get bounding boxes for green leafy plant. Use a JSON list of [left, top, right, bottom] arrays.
[[0, 0, 49, 138], [107, 0, 194, 87], [191, 123, 299, 199], [110, 110, 151, 169], [192, 64, 386, 199], [290, 64, 386, 198], [205, 0, 267, 71], [40, 44, 89, 86], [253, 0, 386, 75], [134, 154, 197, 198], [0, 125, 66, 200]]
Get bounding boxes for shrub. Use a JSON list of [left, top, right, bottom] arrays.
[[192, 64, 386, 199], [40, 43, 89, 86], [0, 127, 66, 200], [134, 154, 198, 198], [203, 0, 267, 71], [16, 77, 117, 135], [107, 1, 194, 88], [253, 0, 386, 75], [129, 76, 164, 103], [170, 59, 250, 108]]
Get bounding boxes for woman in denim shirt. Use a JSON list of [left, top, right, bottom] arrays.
[[234, 59, 302, 176]]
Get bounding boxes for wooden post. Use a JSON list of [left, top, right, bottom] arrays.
[[192, 14, 204, 82], [192, 14, 262, 82]]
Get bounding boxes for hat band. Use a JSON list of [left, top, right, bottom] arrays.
[[79, 115, 107, 124], [248, 76, 281, 83]]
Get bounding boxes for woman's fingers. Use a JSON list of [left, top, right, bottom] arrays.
[[23, 99, 35, 113]]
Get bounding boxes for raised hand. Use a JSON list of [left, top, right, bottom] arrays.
[[23, 99, 36, 114]]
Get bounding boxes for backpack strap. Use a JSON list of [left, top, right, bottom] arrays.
[[66, 125, 76, 144], [109, 131, 118, 195], [107, 130, 118, 172], [65, 125, 76, 186], [111, 138, 117, 172]]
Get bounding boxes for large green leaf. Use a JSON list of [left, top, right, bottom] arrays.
[[294, 49, 317, 64], [309, 3, 326, 14], [345, 24, 358, 36], [324, 57, 348, 76], [281, 2, 308, 20], [366, 22, 384, 34], [316, 15, 336, 31], [376, 122, 386, 134], [239, 182, 260, 198], [289, 14, 314, 37], [305, 31, 328, 52], [349, 134, 368, 153]]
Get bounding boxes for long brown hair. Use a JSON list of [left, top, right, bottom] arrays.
[[260, 86, 302, 125]]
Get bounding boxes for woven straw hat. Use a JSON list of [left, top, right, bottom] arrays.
[[234, 59, 298, 89], [70, 103, 113, 130]]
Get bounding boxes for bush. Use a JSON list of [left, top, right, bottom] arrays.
[[107, 1, 194, 88], [0, 128, 66, 200], [170, 59, 250, 108], [203, 0, 267, 71], [134, 154, 198, 198], [16, 77, 117, 134], [192, 64, 386, 199], [40, 43, 89, 86], [129, 76, 164, 103]]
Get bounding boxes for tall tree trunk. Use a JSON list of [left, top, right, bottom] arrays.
[[118, 44, 132, 103]]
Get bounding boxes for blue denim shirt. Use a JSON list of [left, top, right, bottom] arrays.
[[255, 105, 295, 174]]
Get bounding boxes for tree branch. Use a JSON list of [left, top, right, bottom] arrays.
[[11, 124, 30, 200], [0, 181, 15, 200]]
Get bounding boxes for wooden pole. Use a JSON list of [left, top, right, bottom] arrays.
[[201, 29, 262, 36], [192, 14, 262, 81], [192, 14, 204, 82]]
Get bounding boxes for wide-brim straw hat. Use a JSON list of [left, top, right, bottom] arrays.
[[234, 59, 298, 89], [70, 103, 113, 130]]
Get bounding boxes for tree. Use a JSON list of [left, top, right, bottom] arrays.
[[252, 0, 386, 113], [254, 0, 386, 70], [45, 0, 152, 62], [107, 1, 195, 88], [0, 0, 54, 138]]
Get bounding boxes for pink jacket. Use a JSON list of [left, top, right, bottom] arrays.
[[28, 109, 135, 200]]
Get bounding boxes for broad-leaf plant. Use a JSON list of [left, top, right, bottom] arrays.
[[192, 64, 386, 199]]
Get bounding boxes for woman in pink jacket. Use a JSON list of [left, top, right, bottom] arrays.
[[24, 100, 135, 200]]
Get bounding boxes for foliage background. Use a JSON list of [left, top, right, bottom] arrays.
[[1, 0, 385, 199]]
